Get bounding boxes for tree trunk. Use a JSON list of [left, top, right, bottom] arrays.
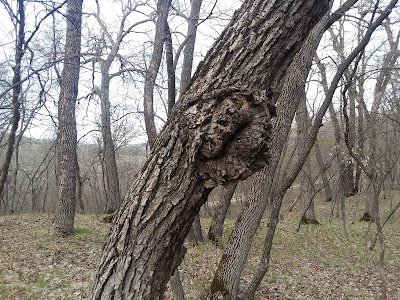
[[179, 0, 203, 94], [355, 100, 365, 192], [314, 139, 333, 201], [52, 0, 82, 235], [100, 63, 121, 212], [76, 160, 85, 214], [187, 214, 204, 245], [0, 0, 24, 202], [170, 270, 186, 300], [208, 180, 238, 246], [241, 0, 378, 296], [143, 0, 171, 148], [296, 94, 318, 224], [90, 1, 329, 299], [165, 24, 176, 115]]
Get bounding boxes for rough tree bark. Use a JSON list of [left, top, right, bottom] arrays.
[[52, 0, 82, 235], [90, 0, 329, 299]]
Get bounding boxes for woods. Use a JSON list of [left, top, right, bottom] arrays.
[[1, 0, 400, 299]]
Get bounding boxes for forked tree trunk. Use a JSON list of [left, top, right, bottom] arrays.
[[90, 1, 329, 299], [53, 0, 82, 235]]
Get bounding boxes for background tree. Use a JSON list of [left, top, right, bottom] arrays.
[[85, 1, 151, 213], [52, 0, 83, 235], [0, 0, 25, 203], [0, 0, 67, 212]]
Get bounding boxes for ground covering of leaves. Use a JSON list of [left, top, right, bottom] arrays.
[[0, 192, 399, 299]]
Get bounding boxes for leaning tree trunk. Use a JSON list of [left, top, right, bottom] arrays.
[[52, 0, 82, 235], [90, 1, 329, 299]]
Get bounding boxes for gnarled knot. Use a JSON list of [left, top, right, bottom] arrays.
[[190, 89, 274, 187]]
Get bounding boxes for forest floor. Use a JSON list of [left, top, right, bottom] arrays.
[[0, 190, 399, 299]]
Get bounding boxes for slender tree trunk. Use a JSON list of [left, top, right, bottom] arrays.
[[170, 270, 186, 300], [76, 160, 85, 214], [208, 180, 238, 246], [296, 94, 318, 223], [179, 0, 203, 94], [143, 0, 171, 148], [90, 1, 329, 299], [314, 139, 333, 201], [100, 63, 121, 212], [0, 0, 24, 202], [213, 0, 366, 296], [53, 0, 82, 235], [165, 24, 176, 115]]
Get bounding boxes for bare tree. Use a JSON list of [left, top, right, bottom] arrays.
[[296, 93, 319, 224], [0, 0, 24, 203], [87, 1, 151, 213], [52, 0, 83, 235]]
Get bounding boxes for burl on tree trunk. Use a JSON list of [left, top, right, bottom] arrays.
[[91, 0, 329, 299]]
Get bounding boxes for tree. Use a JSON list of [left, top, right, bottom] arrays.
[[296, 93, 319, 224], [143, 0, 172, 148], [52, 0, 83, 235], [90, 0, 330, 299], [87, 1, 151, 213], [0, 0, 67, 212], [0, 0, 25, 202], [208, 180, 238, 246]]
